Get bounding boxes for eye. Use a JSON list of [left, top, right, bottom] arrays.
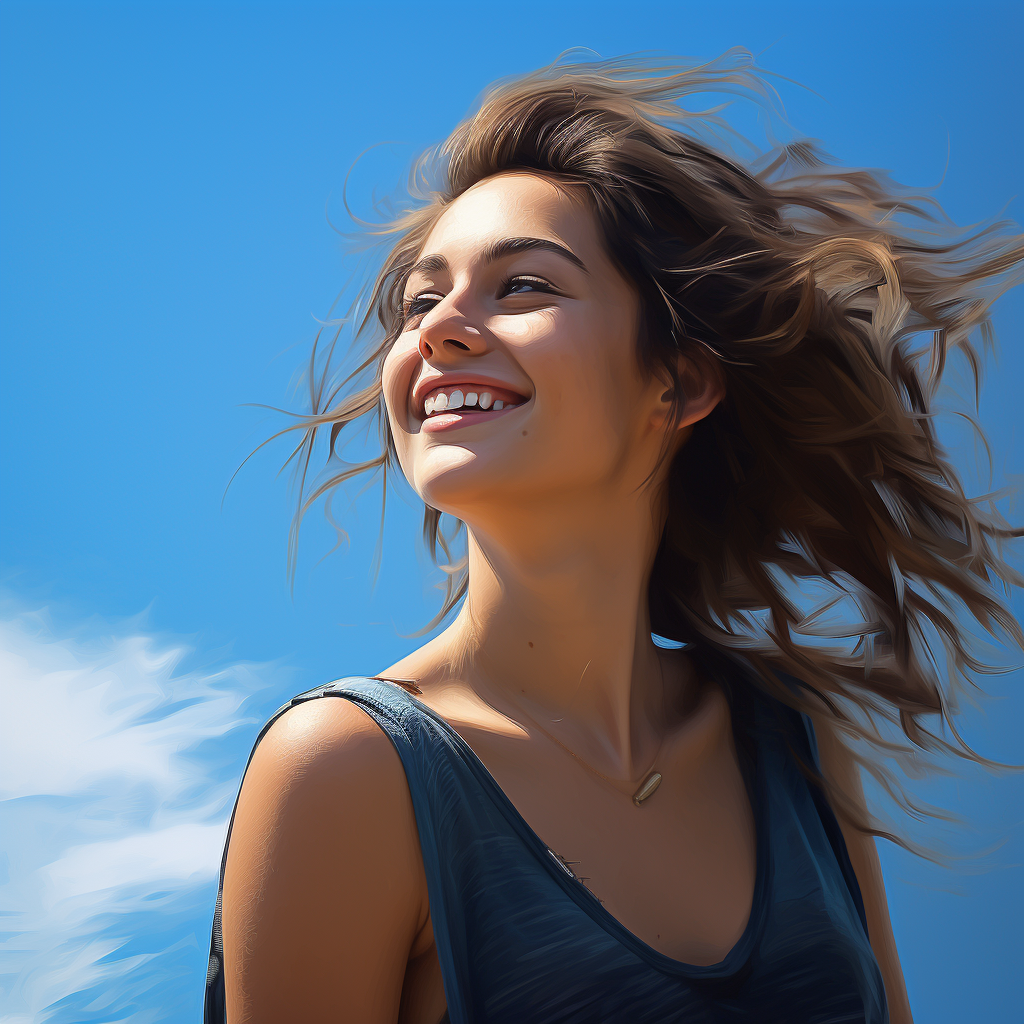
[[401, 275, 556, 326], [402, 291, 443, 323], [501, 274, 554, 297]]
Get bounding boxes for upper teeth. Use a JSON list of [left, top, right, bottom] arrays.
[[424, 388, 516, 416]]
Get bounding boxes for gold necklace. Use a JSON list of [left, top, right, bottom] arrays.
[[373, 667, 669, 806], [504, 661, 669, 808]]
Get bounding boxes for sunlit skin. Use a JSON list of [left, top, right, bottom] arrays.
[[221, 171, 913, 1023], [381, 171, 718, 754]]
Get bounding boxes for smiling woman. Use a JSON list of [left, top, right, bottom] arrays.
[[204, 50, 1024, 1024]]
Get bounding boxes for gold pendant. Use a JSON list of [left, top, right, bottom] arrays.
[[632, 771, 662, 807]]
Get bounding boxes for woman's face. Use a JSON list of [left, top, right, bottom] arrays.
[[381, 171, 682, 524]]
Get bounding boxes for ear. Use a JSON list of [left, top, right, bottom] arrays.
[[654, 350, 726, 431]]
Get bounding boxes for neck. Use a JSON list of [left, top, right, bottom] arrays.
[[428, 487, 696, 780]]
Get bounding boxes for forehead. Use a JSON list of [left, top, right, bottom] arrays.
[[417, 172, 602, 267]]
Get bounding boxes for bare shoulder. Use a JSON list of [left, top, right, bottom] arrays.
[[221, 695, 430, 1023], [254, 693, 407, 781]]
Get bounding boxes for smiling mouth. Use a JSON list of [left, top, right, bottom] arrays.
[[421, 386, 527, 419], [420, 398, 529, 432], [427, 404, 522, 418]]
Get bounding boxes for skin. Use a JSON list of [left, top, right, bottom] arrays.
[[221, 171, 913, 1022]]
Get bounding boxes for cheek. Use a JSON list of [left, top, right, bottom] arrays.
[[528, 309, 640, 431], [381, 336, 419, 432], [518, 332, 645, 486]]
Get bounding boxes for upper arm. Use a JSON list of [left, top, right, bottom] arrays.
[[807, 711, 914, 1024], [221, 697, 429, 1024]]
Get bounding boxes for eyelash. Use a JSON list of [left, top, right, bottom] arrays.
[[402, 275, 555, 322]]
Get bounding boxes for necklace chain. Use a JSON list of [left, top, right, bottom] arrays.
[[517, 707, 664, 788], [500, 660, 669, 806], [373, 663, 673, 806]]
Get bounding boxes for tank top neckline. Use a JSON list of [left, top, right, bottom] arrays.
[[336, 653, 773, 980]]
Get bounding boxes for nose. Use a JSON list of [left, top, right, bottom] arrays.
[[417, 311, 490, 362]]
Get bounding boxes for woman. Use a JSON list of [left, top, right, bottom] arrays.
[[204, 52, 1024, 1023]]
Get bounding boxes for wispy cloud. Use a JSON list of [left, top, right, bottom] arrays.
[[0, 599, 287, 1023]]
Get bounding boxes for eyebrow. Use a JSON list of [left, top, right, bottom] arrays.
[[407, 236, 589, 281]]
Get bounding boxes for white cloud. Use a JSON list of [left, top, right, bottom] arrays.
[[41, 823, 230, 901], [0, 600, 287, 1023]]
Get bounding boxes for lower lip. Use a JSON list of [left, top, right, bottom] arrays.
[[420, 403, 526, 433]]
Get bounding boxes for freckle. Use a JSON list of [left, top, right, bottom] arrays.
[[522, 430, 527, 436], [528, 641, 534, 648]]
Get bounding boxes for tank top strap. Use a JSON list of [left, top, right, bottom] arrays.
[[317, 677, 542, 1024], [203, 676, 480, 1024], [684, 641, 872, 941], [718, 650, 875, 939]]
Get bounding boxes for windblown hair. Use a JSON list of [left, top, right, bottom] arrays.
[[262, 50, 1024, 851]]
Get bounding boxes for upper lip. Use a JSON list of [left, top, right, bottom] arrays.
[[411, 374, 532, 418]]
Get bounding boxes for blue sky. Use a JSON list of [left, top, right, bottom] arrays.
[[1, 1, 1022, 1021]]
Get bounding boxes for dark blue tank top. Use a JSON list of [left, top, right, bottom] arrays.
[[204, 645, 888, 1023]]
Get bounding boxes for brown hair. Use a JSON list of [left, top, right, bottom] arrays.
[[257, 49, 1024, 852]]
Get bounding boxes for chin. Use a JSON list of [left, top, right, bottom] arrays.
[[411, 453, 533, 518]]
